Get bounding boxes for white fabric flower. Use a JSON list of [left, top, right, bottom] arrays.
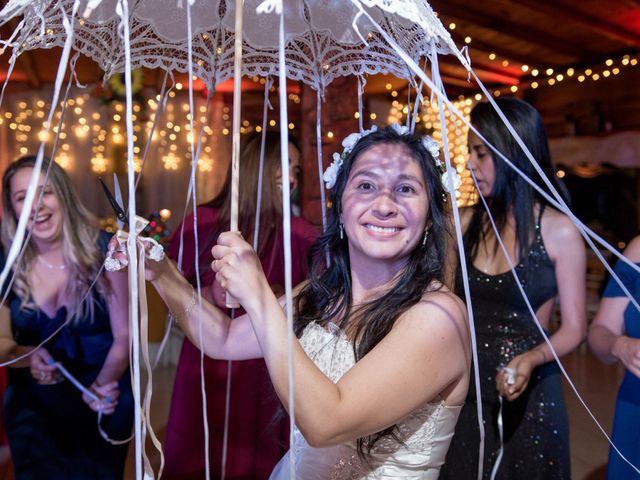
[[323, 153, 344, 189], [324, 126, 379, 189], [342, 132, 362, 151], [422, 136, 441, 164], [441, 169, 462, 193], [104, 256, 124, 272], [142, 238, 166, 262], [390, 123, 410, 135]]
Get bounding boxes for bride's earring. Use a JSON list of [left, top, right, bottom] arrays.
[[422, 228, 429, 246], [339, 223, 344, 240]]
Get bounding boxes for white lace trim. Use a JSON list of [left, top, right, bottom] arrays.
[[1, 0, 461, 91]]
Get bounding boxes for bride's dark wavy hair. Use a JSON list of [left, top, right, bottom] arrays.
[[294, 125, 449, 457]]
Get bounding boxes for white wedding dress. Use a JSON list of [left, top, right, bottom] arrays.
[[270, 322, 462, 479]]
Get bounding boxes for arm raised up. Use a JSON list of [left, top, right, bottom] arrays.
[[213, 231, 470, 448], [110, 236, 263, 361]]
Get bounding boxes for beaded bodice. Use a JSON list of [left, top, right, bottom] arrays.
[[270, 322, 461, 479]]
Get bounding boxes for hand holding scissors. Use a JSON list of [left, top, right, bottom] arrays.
[[100, 175, 164, 271]]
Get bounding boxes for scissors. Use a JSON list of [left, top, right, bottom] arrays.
[[99, 174, 128, 230]]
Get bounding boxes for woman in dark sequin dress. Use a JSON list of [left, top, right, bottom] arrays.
[[439, 98, 586, 480]]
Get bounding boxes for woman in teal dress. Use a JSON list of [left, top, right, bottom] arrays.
[[589, 235, 640, 478], [0, 156, 133, 479]]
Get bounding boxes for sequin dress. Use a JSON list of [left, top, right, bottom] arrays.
[[439, 211, 571, 480], [270, 322, 462, 479]]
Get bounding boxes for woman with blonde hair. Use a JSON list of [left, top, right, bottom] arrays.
[[0, 156, 132, 479], [163, 131, 317, 479]]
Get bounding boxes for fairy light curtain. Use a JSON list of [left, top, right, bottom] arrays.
[[0, 87, 229, 224]]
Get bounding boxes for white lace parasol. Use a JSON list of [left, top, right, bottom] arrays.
[[0, 0, 464, 91]]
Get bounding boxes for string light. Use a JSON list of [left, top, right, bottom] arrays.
[[4, 88, 284, 179], [480, 50, 637, 96], [197, 156, 213, 173], [55, 152, 71, 170], [162, 152, 180, 170], [91, 155, 108, 174]]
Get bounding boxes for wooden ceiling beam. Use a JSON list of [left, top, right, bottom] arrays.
[[437, 62, 517, 87], [432, 73, 475, 90], [516, 0, 640, 48], [433, 1, 589, 59], [450, 35, 565, 69], [439, 54, 521, 81]]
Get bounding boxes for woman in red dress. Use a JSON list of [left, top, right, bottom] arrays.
[[163, 132, 317, 479]]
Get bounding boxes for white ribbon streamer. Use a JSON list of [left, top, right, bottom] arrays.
[[351, 15, 640, 476], [357, 76, 365, 132], [186, 3, 211, 478], [53, 361, 134, 446], [489, 396, 506, 480], [469, 166, 640, 476], [115, 1, 148, 478], [253, 76, 273, 249], [429, 40, 485, 480], [276, 8, 296, 479]]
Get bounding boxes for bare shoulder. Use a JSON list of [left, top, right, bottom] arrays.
[[396, 289, 469, 346], [623, 235, 640, 262], [540, 207, 584, 256]]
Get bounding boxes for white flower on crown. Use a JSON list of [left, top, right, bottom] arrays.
[[342, 132, 362, 151], [323, 125, 378, 190], [422, 136, 441, 165], [323, 152, 344, 190], [441, 168, 462, 193], [390, 123, 410, 135]]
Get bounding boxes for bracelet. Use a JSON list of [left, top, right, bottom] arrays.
[[172, 287, 198, 323]]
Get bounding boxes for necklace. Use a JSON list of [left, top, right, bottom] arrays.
[[38, 256, 66, 270]]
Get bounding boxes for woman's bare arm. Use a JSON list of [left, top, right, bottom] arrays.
[[213, 232, 470, 447]]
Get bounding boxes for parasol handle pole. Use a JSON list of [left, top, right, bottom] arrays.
[[227, 0, 244, 308]]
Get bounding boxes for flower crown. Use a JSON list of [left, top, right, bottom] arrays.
[[322, 123, 460, 193]]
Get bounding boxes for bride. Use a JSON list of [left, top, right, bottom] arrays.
[[120, 125, 470, 478]]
